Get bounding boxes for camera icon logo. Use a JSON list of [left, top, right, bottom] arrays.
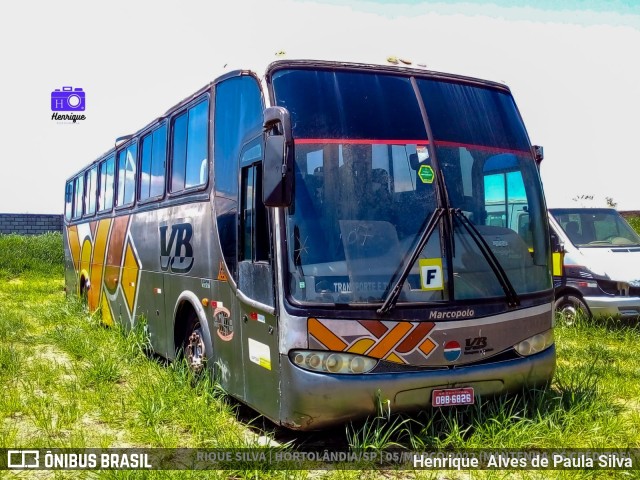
[[51, 86, 85, 111]]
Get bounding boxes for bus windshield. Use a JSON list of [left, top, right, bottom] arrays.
[[272, 68, 550, 306]]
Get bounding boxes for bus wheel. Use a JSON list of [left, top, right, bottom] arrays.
[[184, 312, 206, 374], [79, 277, 89, 307], [555, 294, 589, 325]]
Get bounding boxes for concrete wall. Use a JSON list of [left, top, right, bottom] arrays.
[[0, 214, 63, 235], [1, 211, 637, 236], [620, 210, 640, 219]]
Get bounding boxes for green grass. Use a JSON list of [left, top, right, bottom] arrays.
[[0, 232, 64, 278], [0, 235, 288, 479], [2, 232, 640, 479], [626, 215, 640, 234]]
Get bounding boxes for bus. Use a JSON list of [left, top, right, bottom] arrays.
[[63, 57, 555, 430]]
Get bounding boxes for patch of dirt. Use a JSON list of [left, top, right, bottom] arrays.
[[77, 413, 140, 448], [34, 345, 73, 368]]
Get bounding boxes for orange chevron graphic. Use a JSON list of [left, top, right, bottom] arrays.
[[308, 318, 438, 365], [396, 322, 435, 353], [122, 239, 141, 316], [367, 322, 412, 359], [419, 338, 437, 356], [66, 215, 140, 327], [347, 338, 375, 355], [309, 318, 348, 351], [67, 225, 80, 272], [88, 218, 112, 310], [105, 216, 130, 295]]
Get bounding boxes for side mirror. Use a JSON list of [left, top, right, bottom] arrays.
[[550, 231, 565, 277], [532, 145, 544, 167], [263, 107, 294, 207]]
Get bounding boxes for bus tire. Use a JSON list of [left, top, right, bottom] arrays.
[[554, 294, 589, 325], [183, 310, 207, 374], [79, 276, 89, 307]]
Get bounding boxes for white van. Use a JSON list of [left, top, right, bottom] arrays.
[[548, 208, 640, 319]]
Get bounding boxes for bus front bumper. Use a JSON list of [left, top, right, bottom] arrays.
[[584, 295, 640, 319], [278, 345, 555, 430]]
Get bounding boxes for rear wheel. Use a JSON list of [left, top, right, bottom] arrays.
[[183, 311, 206, 374], [555, 294, 589, 325], [79, 277, 89, 307]]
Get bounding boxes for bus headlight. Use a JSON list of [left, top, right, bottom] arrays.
[[290, 350, 377, 374], [514, 329, 554, 356]]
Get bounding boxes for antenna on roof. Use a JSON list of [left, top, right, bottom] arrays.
[[115, 134, 133, 148], [387, 56, 412, 65]]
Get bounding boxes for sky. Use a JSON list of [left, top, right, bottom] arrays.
[[0, 0, 639, 214]]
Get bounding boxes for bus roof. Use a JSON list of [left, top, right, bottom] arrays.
[[66, 53, 511, 182]]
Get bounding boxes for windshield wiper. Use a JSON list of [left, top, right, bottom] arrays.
[[378, 207, 445, 314], [453, 209, 520, 308]]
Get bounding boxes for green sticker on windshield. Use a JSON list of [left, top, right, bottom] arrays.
[[418, 165, 435, 184], [419, 258, 443, 291]]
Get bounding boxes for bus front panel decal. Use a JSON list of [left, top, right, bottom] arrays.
[[308, 318, 436, 365]]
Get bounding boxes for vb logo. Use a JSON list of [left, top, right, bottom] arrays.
[[464, 336, 494, 355], [160, 223, 194, 273]]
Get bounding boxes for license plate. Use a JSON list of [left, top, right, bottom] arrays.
[[432, 387, 475, 406]]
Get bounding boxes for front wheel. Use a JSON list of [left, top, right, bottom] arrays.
[[183, 312, 207, 374], [555, 294, 589, 325]]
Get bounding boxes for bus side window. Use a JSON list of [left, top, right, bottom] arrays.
[[171, 98, 209, 193], [253, 164, 269, 262], [238, 147, 273, 306], [84, 165, 98, 216], [240, 166, 255, 262], [98, 155, 115, 212], [214, 75, 264, 281], [73, 175, 84, 219], [116, 143, 137, 207], [239, 138, 268, 263], [64, 181, 73, 221], [139, 124, 167, 201]]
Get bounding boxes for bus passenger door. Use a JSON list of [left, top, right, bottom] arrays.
[[237, 162, 279, 421]]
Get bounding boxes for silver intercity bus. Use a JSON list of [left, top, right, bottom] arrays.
[[63, 57, 555, 430]]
